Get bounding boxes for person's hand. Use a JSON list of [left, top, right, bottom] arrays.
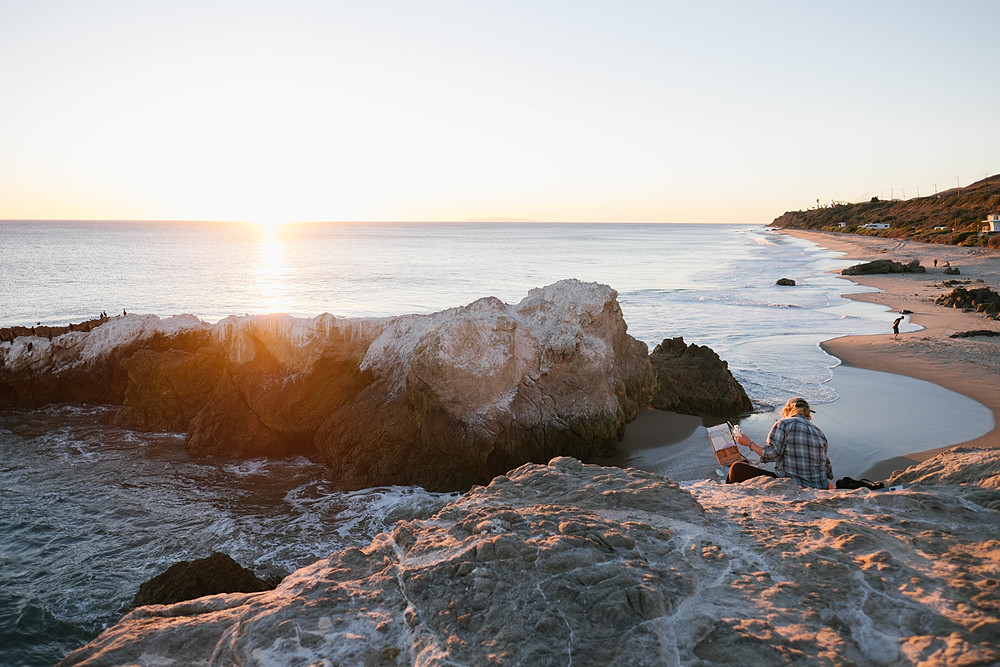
[[734, 432, 752, 446]]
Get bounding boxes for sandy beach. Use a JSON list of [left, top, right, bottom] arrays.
[[781, 229, 1000, 478], [603, 229, 1000, 484]]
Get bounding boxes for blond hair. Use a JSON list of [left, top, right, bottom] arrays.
[[782, 397, 813, 419]]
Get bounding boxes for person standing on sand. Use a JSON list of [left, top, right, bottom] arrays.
[[728, 397, 834, 490], [892, 315, 904, 340]]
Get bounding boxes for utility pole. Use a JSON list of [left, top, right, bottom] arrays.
[[916, 186, 920, 197], [933, 183, 938, 194]]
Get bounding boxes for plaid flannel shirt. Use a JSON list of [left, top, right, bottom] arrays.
[[760, 415, 833, 489]]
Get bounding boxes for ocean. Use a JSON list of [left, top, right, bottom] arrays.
[[0, 221, 953, 664]]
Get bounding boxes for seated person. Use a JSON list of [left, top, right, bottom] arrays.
[[729, 397, 834, 490]]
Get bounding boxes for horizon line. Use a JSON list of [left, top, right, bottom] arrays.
[[0, 218, 767, 225]]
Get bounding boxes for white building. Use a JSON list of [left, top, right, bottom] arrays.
[[862, 222, 890, 230], [981, 214, 1000, 234]]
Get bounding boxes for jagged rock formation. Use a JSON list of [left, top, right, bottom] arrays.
[[841, 258, 925, 275], [647, 337, 753, 419], [61, 450, 1000, 666], [0, 281, 656, 490], [936, 286, 1000, 318], [774, 277, 796, 286], [132, 552, 278, 608]]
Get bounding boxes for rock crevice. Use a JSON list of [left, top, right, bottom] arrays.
[[61, 450, 1000, 666]]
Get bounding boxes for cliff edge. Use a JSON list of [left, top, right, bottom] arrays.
[[61, 449, 1000, 666]]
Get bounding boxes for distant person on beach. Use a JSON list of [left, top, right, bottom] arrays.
[[728, 397, 834, 490], [933, 259, 938, 268], [892, 315, 904, 340]]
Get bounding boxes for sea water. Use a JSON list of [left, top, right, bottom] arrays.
[[0, 221, 930, 664], [1, 221, 898, 403]]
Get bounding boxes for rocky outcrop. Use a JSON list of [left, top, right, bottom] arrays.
[[950, 329, 1000, 338], [0, 314, 209, 408], [841, 258, 925, 275], [775, 277, 796, 286], [1, 281, 656, 491], [62, 450, 1000, 666], [936, 285, 1000, 318], [647, 337, 753, 419], [132, 552, 278, 608]]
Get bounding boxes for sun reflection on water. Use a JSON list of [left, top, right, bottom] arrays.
[[253, 224, 292, 314]]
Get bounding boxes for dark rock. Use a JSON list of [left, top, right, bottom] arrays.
[[842, 258, 925, 275], [647, 337, 752, 418], [775, 278, 796, 286], [899, 309, 913, 314], [936, 286, 1000, 320], [943, 266, 961, 275], [950, 330, 1000, 338], [132, 552, 276, 607]]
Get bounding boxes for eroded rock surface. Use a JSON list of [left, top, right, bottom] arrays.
[[0, 281, 656, 490], [62, 450, 1000, 666]]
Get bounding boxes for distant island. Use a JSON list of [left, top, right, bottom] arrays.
[[771, 174, 1000, 248]]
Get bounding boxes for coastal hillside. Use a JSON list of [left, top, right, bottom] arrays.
[[771, 174, 1000, 248]]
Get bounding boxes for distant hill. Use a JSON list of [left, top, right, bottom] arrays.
[[771, 174, 1000, 248]]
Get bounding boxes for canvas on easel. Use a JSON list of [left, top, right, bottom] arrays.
[[706, 423, 742, 466]]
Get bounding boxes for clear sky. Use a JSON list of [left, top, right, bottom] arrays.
[[1, 0, 997, 224]]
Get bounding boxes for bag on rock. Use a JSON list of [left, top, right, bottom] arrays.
[[835, 476, 885, 490]]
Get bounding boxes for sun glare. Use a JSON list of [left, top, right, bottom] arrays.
[[253, 224, 291, 315], [255, 219, 288, 237]]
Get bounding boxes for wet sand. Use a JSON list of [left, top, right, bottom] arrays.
[[783, 230, 1000, 478], [602, 230, 1000, 483]]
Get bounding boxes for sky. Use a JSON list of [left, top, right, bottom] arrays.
[[1, 0, 997, 224]]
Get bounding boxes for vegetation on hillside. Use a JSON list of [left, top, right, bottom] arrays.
[[770, 175, 1000, 248]]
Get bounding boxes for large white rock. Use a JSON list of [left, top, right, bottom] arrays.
[[1, 280, 655, 490]]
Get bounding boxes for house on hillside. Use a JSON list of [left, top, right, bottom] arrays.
[[861, 222, 890, 230], [981, 214, 1000, 234]]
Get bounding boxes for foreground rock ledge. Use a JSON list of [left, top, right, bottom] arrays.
[[0, 280, 655, 491], [62, 450, 1000, 666]]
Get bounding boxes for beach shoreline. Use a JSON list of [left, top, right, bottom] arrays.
[[780, 229, 1000, 478]]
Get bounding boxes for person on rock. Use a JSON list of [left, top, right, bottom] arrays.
[[727, 397, 834, 490]]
